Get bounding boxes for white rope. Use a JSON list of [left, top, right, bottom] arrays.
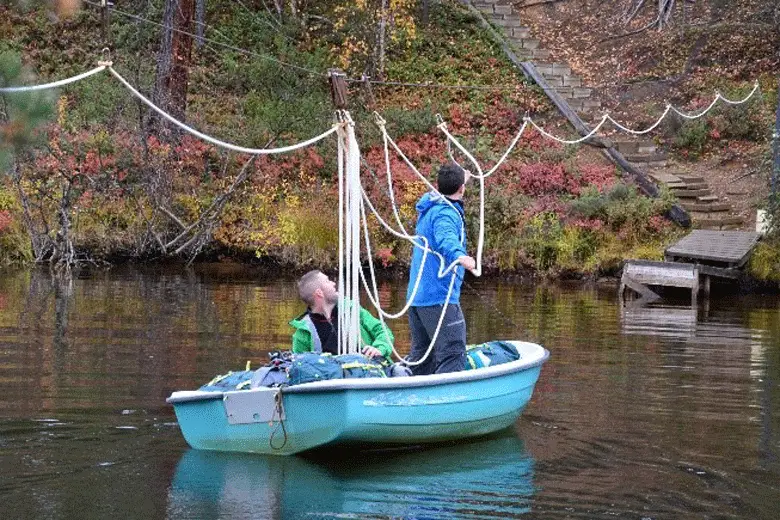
[[0, 65, 107, 93], [359, 187, 429, 319], [527, 115, 609, 145], [670, 95, 721, 120], [484, 120, 529, 176], [108, 66, 338, 155], [606, 105, 672, 135], [378, 125, 465, 278], [434, 120, 488, 277], [347, 115, 361, 356], [359, 196, 456, 366], [377, 114, 412, 235], [335, 114, 363, 355], [444, 120, 530, 179], [715, 82, 761, 105], [337, 119, 345, 355], [503, 81, 760, 142]]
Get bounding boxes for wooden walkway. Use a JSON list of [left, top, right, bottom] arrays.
[[620, 230, 762, 306]]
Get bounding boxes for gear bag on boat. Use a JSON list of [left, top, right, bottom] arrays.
[[250, 351, 293, 388], [335, 354, 387, 379], [465, 340, 521, 370], [198, 370, 255, 392], [287, 353, 344, 385]]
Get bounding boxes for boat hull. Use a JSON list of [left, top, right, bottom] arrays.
[[169, 341, 548, 455]]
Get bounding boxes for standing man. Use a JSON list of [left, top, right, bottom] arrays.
[[290, 270, 394, 362], [406, 162, 476, 375]]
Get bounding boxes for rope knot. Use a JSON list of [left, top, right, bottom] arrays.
[[372, 111, 386, 126], [435, 113, 446, 128], [99, 47, 112, 67]]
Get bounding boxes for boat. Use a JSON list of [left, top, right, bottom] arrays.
[[166, 115, 550, 455], [167, 340, 548, 455], [167, 432, 536, 518]]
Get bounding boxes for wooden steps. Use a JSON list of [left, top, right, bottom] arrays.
[[471, 2, 746, 231], [473, 1, 598, 111], [640, 164, 745, 230]]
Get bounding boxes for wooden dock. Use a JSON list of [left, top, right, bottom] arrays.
[[664, 230, 761, 268], [620, 230, 762, 306]]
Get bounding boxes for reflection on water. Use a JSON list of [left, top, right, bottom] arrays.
[[168, 434, 534, 519], [1, 268, 779, 519]]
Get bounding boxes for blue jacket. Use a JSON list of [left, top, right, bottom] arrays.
[[406, 192, 467, 306]]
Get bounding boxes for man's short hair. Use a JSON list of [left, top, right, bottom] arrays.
[[437, 162, 466, 196], [297, 269, 323, 306]]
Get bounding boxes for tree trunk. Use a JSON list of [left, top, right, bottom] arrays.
[[772, 78, 780, 207], [422, 0, 430, 25], [375, 0, 389, 80], [195, 0, 206, 49], [150, 0, 196, 139]]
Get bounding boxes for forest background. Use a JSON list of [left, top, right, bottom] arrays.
[[1, 0, 779, 280]]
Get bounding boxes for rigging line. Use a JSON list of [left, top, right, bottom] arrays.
[[377, 127, 464, 278], [440, 119, 530, 179], [527, 115, 609, 145], [108, 66, 338, 154], [81, 0, 324, 78], [434, 121, 485, 278], [0, 65, 107, 93]]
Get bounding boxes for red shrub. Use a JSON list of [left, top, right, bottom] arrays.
[[0, 210, 12, 233]]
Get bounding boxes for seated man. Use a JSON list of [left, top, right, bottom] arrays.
[[289, 269, 394, 363]]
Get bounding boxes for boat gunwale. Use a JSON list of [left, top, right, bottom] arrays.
[[167, 342, 548, 404]]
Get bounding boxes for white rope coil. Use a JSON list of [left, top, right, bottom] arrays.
[[0, 65, 107, 93]]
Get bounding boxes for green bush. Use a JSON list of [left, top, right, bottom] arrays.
[[748, 241, 780, 282], [673, 119, 709, 157]]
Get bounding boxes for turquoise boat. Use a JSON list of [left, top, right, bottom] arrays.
[[167, 340, 549, 455]]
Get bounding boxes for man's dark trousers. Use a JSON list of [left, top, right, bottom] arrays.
[[407, 304, 466, 375]]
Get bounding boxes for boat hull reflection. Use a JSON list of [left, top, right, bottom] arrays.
[[167, 433, 536, 519]]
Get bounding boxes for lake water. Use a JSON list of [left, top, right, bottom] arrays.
[[0, 266, 778, 519]]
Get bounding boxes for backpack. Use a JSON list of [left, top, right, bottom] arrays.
[[288, 352, 343, 385], [465, 341, 521, 370], [198, 370, 255, 392], [250, 351, 293, 388], [335, 354, 387, 379]]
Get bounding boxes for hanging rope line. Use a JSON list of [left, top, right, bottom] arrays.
[[0, 65, 107, 93], [527, 115, 609, 145], [441, 81, 761, 146], [336, 113, 362, 356], [1, 55, 760, 151], [107, 66, 338, 154]]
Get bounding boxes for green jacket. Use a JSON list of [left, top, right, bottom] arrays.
[[289, 305, 395, 362]]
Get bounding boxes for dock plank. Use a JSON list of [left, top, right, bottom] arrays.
[[664, 230, 761, 267]]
